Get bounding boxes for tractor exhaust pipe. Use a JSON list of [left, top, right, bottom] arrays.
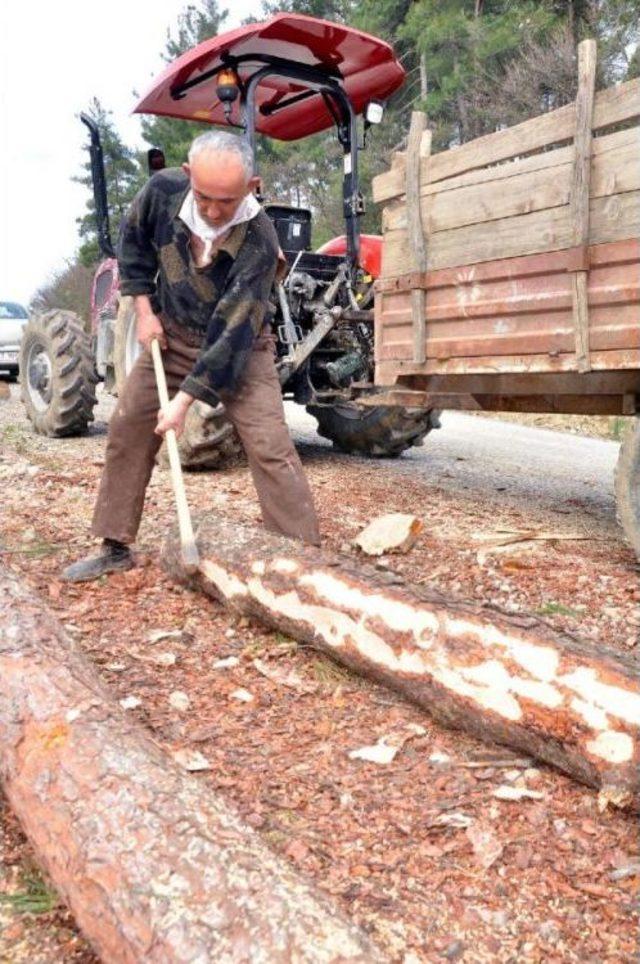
[[79, 113, 115, 259]]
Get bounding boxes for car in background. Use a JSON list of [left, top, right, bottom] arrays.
[[0, 301, 29, 380]]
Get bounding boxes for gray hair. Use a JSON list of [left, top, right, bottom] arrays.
[[188, 130, 254, 179]]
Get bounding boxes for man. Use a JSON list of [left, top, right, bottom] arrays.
[[63, 130, 320, 582]]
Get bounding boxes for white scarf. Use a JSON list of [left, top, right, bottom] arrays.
[[179, 189, 261, 266]]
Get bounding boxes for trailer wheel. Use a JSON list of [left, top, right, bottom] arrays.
[[307, 403, 440, 457], [114, 297, 244, 471], [20, 310, 98, 437], [614, 416, 640, 558]]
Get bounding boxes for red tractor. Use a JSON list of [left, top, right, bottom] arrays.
[[19, 13, 438, 468]]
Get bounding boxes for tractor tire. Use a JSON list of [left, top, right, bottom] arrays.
[[114, 297, 244, 472], [20, 310, 98, 437], [160, 400, 245, 472], [307, 403, 439, 457], [614, 416, 640, 558]]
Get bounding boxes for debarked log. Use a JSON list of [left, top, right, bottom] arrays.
[[0, 566, 383, 964], [165, 518, 640, 812]]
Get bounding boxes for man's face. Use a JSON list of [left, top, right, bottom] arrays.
[[183, 151, 257, 229]]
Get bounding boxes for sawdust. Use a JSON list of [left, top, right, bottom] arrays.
[[0, 383, 638, 963]]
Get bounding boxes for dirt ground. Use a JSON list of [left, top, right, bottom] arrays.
[[0, 385, 638, 964]]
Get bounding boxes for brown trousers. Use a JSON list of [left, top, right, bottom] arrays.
[[92, 331, 320, 546]]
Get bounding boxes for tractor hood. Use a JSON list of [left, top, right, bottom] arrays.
[[134, 13, 405, 141]]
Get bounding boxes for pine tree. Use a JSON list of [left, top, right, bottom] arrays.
[[259, 0, 355, 19], [550, 0, 640, 81], [140, 0, 227, 167], [398, 0, 559, 147]]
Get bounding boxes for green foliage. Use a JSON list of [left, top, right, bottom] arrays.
[[73, 97, 141, 266], [30, 260, 95, 318], [140, 0, 227, 167], [163, 0, 229, 60], [537, 601, 582, 618], [257, 131, 345, 243], [259, 0, 355, 20], [399, 1, 559, 145], [0, 866, 59, 916], [551, 0, 640, 80], [611, 416, 628, 441]]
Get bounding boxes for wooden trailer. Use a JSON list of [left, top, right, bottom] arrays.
[[370, 41, 640, 554]]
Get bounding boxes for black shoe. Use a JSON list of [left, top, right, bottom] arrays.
[[61, 540, 134, 583]]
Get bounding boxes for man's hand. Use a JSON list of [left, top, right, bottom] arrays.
[[155, 391, 193, 438], [135, 295, 167, 350]]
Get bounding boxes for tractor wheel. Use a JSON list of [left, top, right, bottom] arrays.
[[114, 297, 244, 472], [614, 416, 640, 558], [162, 400, 245, 472], [307, 403, 440, 457], [20, 310, 98, 437]]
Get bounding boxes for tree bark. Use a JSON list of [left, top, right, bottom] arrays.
[[0, 566, 383, 964], [165, 517, 640, 812]]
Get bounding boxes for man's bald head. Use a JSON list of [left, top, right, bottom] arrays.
[[182, 131, 259, 229]]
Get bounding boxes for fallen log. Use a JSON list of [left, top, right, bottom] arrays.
[[0, 566, 382, 963], [166, 518, 640, 812]]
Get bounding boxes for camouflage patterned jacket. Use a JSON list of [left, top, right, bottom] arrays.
[[117, 168, 280, 407]]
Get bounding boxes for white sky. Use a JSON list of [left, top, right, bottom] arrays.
[[0, 0, 255, 305]]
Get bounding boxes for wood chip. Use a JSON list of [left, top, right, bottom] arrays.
[[119, 696, 142, 711], [349, 739, 399, 765], [353, 513, 423, 556], [151, 651, 177, 667], [230, 688, 254, 703], [466, 822, 504, 869], [493, 785, 545, 801], [168, 691, 191, 712], [148, 629, 184, 644], [213, 656, 240, 669], [172, 748, 211, 772]]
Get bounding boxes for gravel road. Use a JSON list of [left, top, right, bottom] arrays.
[[284, 403, 621, 536]]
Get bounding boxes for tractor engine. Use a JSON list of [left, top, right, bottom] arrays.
[[265, 204, 374, 406]]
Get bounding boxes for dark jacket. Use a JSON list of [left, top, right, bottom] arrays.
[[117, 168, 280, 407]]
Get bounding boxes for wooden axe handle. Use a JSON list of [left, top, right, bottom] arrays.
[[150, 339, 200, 572]]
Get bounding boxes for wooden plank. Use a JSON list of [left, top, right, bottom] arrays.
[[375, 237, 640, 377], [571, 40, 598, 373], [384, 164, 568, 235], [381, 190, 640, 276], [375, 237, 640, 293], [572, 41, 598, 244], [376, 347, 640, 378], [374, 365, 640, 396], [572, 272, 592, 368], [360, 390, 631, 416], [373, 76, 640, 203], [409, 127, 637, 202], [381, 134, 639, 236], [375, 311, 639, 364], [405, 113, 430, 364]]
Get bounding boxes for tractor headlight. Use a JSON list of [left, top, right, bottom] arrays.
[[364, 100, 384, 125]]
